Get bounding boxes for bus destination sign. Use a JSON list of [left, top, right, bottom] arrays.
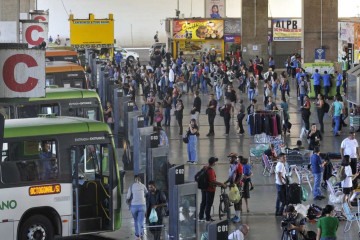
[[29, 184, 61, 196]]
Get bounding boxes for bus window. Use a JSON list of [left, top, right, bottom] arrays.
[[46, 75, 55, 86], [0, 140, 58, 183], [17, 105, 40, 118], [0, 105, 14, 119], [40, 104, 60, 116]]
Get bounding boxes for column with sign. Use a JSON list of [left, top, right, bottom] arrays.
[[168, 165, 197, 239], [208, 220, 229, 240]]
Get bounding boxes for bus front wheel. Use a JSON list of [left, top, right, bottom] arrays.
[[19, 215, 54, 240]]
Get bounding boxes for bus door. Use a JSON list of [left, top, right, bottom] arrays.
[[71, 143, 114, 234]]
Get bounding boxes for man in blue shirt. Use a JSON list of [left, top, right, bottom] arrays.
[[322, 71, 331, 100], [310, 147, 325, 200], [335, 71, 343, 96], [295, 68, 306, 97], [312, 69, 322, 97], [115, 51, 123, 69]]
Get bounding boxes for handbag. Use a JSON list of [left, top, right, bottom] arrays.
[[149, 208, 158, 223], [182, 132, 189, 144], [126, 184, 133, 207], [154, 113, 163, 123]]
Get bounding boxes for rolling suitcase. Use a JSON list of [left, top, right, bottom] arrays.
[[286, 183, 302, 205]]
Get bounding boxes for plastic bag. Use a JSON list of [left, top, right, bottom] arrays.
[[301, 186, 308, 202], [228, 186, 241, 203], [149, 208, 158, 223]]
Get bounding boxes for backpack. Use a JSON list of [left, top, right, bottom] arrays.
[[323, 101, 330, 113], [249, 80, 255, 89], [194, 167, 209, 190], [336, 166, 346, 182]]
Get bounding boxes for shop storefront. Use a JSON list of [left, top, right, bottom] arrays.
[[170, 19, 225, 61]]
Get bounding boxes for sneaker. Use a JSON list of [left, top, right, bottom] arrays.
[[232, 216, 241, 223], [230, 215, 237, 222], [198, 218, 206, 222], [206, 218, 215, 222]]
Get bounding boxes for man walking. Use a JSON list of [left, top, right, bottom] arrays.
[[341, 131, 360, 174], [312, 69, 322, 97], [310, 147, 325, 200], [331, 95, 343, 136], [335, 71, 343, 96], [198, 157, 226, 222]]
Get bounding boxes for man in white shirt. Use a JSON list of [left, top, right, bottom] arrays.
[[169, 67, 175, 88], [228, 224, 249, 240], [341, 131, 360, 174], [275, 153, 287, 216]]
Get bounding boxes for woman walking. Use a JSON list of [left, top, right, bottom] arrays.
[[187, 119, 199, 163], [126, 175, 148, 240]]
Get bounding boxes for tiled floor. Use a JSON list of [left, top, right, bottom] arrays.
[[70, 78, 360, 239]]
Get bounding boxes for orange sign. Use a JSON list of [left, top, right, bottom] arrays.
[[173, 20, 224, 40]]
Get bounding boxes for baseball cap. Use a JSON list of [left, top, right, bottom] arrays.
[[208, 157, 218, 164], [227, 153, 237, 158]]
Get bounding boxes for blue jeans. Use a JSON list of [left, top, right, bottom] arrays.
[[201, 76, 208, 94], [248, 89, 254, 100], [165, 107, 171, 126], [216, 85, 222, 101], [333, 116, 340, 136], [300, 94, 305, 106], [187, 135, 197, 162], [321, 237, 336, 240], [276, 184, 285, 214], [130, 204, 146, 237], [313, 173, 322, 198]]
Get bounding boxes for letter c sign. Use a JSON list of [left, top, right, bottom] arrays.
[[2, 54, 38, 92], [33, 16, 47, 22], [25, 25, 44, 46], [0, 49, 45, 97]]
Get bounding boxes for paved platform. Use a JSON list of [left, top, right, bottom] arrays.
[[69, 78, 360, 239]]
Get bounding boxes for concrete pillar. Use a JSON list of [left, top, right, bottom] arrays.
[[302, 0, 338, 63], [241, 0, 268, 63], [0, 0, 20, 42], [20, 0, 36, 16]]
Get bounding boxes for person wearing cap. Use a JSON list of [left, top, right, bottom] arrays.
[[282, 205, 306, 239], [126, 175, 148, 240], [199, 157, 226, 222], [228, 224, 249, 240], [275, 153, 287, 216], [340, 131, 360, 174], [224, 153, 243, 223]]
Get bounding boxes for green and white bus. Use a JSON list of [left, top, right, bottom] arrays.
[[0, 116, 121, 239], [0, 88, 104, 122]]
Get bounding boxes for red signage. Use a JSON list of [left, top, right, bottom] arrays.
[[21, 21, 48, 48]]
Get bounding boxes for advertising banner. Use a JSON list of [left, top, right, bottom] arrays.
[[0, 49, 45, 98], [224, 35, 241, 43], [205, 0, 225, 19], [224, 18, 241, 35], [272, 18, 301, 41], [303, 62, 334, 75], [338, 22, 354, 43], [21, 20, 48, 48], [69, 14, 114, 48], [173, 20, 224, 40]]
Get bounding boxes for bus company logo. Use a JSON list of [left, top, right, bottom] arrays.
[[29, 184, 61, 196], [0, 200, 17, 210]]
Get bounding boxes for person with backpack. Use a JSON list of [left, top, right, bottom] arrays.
[[198, 157, 226, 222], [146, 180, 167, 240], [224, 153, 243, 223]]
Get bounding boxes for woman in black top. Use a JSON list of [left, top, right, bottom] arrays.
[[307, 123, 322, 150], [175, 99, 184, 135], [316, 94, 325, 133]]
